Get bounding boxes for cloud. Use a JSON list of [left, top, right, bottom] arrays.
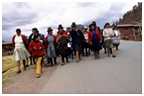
[[77, 2, 96, 7], [2, 2, 37, 30], [2, 1, 139, 42]]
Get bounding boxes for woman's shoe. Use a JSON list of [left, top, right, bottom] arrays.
[[35, 74, 41, 78], [112, 55, 116, 58], [17, 70, 21, 74], [23, 67, 27, 71], [25, 65, 29, 67]]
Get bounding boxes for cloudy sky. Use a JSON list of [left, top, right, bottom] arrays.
[[2, 0, 140, 42]]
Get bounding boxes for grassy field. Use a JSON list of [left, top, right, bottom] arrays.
[[2, 55, 17, 85]]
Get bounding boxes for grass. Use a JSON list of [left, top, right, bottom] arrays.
[[2, 55, 17, 85]]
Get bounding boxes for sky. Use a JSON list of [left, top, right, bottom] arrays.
[[2, 0, 141, 42]]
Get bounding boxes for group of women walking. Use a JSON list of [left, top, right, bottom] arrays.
[[12, 21, 120, 78]]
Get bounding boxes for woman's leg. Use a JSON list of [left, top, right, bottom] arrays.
[[61, 56, 65, 65], [17, 60, 21, 73], [30, 56, 33, 65], [54, 57, 57, 65], [116, 44, 119, 51], [23, 60, 27, 71], [85, 45, 88, 56], [47, 57, 50, 64], [104, 47, 107, 54], [76, 50, 80, 62], [111, 41, 116, 57], [32, 57, 36, 65], [35, 57, 42, 78], [112, 47, 116, 57], [66, 56, 69, 63], [110, 48, 112, 54], [96, 49, 100, 58], [49, 58, 53, 66], [41, 57, 44, 73], [93, 48, 97, 59], [71, 49, 74, 59]]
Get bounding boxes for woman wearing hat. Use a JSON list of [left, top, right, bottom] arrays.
[[56, 24, 69, 65], [28, 28, 45, 65], [46, 27, 57, 66], [28, 35, 45, 78], [88, 23, 102, 59], [70, 22, 81, 62]]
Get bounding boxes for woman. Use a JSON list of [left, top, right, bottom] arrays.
[[112, 26, 120, 51], [28, 28, 45, 65], [12, 28, 30, 73], [56, 25, 69, 65], [46, 27, 57, 66], [83, 28, 90, 56], [29, 35, 45, 78], [103, 23, 116, 57], [88, 23, 102, 59], [70, 22, 81, 62]]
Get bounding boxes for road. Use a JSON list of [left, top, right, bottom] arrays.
[[3, 40, 142, 94]]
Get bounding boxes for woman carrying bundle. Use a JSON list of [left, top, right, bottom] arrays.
[[28, 35, 45, 78]]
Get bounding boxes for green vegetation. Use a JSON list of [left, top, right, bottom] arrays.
[[2, 55, 17, 84], [118, 2, 142, 24]]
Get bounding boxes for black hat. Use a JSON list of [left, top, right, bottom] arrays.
[[71, 22, 77, 28], [92, 21, 96, 24], [47, 27, 53, 32], [32, 28, 39, 32], [89, 23, 95, 27], [92, 21, 96, 27], [58, 24, 63, 29]]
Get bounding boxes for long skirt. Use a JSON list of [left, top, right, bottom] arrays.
[[104, 39, 113, 49], [92, 41, 102, 51], [14, 47, 30, 61], [47, 45, 56, 58]]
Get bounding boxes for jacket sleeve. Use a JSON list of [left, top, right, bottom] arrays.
[[88, 32, 92, 42]]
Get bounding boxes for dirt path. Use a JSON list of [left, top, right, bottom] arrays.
[[3, 65, 58, 93]]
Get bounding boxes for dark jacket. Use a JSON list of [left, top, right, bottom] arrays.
[[12, 34, 28, 48]]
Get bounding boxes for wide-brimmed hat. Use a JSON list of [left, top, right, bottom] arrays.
[[47, 27, 53, 32], [58, 24, 63, 29], [71, 22, 77, 28]]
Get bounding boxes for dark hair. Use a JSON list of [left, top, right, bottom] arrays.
[[89, 23, 96, 31], [92, 21, 96, 27], [16, 28, 21, 32], [104, 23, 110, 28], [32, 28, 39, 33]]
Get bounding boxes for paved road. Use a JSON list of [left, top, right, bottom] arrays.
[[3, 40, 142, 94]]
